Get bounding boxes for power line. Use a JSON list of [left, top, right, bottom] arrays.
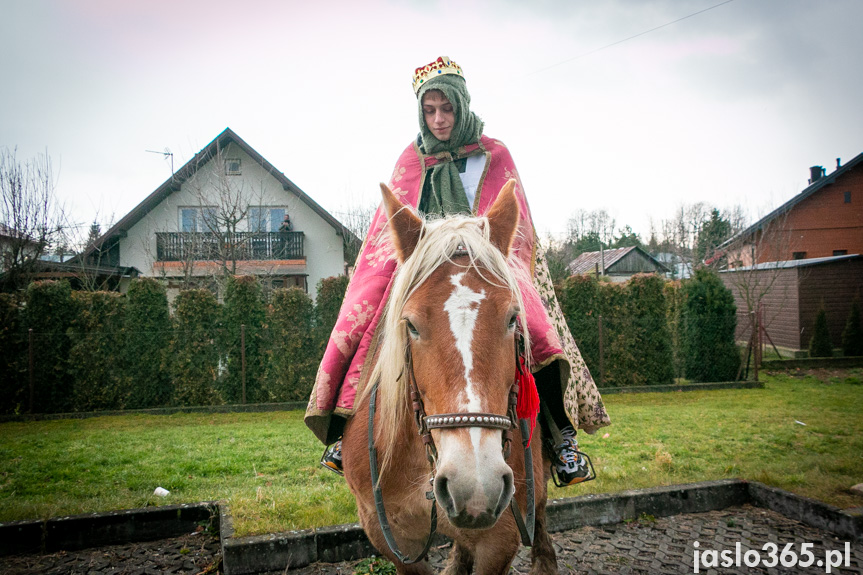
[[528, 0, 737, 76]]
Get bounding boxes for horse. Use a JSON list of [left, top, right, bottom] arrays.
[[341, 180, 558, 575]]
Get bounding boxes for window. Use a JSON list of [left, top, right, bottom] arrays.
[[833, 250, 848, 256], [845, 191, 852, 203], [225, 158, 241, 175], [792, 251, 807, 260], [248, 207, 287, 232], [180, 207, 217, 232]]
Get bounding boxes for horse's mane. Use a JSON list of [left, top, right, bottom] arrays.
[[362, 210, 532, 478]]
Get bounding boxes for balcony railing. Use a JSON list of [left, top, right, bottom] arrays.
[[156, 232, 304, 262]]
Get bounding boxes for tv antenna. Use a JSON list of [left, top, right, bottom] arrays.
[[146, 147, 174, 175]]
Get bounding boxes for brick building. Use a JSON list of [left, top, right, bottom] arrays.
[[721, 152, 863, 267]]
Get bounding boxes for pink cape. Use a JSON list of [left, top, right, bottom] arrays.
[[305, 135, 608, 444]]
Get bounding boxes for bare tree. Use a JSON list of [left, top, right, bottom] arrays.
[[720, 210, 798, 371], [334, 200, 377, 268], [0, 148, 65, 291]]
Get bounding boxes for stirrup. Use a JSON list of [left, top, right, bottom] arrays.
[[551, 449, 596, 488], [320, 446, 344, 476]]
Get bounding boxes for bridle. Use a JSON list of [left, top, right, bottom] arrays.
[[368, 325, 536, 565]]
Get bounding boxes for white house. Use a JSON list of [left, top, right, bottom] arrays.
[[84, 128, 351, 301]]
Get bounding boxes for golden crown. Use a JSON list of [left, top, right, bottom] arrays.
[[412, 56, 464, 95]]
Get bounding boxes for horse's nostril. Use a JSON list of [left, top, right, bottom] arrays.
[[434, 476, 456, 515], [494, 470, 515, 517]]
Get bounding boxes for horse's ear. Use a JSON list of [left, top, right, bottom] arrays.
[[486, 179, 520, 256], [380, 183, 423, 262]]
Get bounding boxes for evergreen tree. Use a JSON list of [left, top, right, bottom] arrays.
[[23, 281, 76, 412], [680, 268, 740, 381], [69, 291, 127, 411], [264, 287, 317, 401], [0, 293, 25, 413], [170, 289, 222, 406], [695, 208, 732, 265], [124, 278, 172, 408], [219, 276, 266, 403], [808, 307, 833, 358], [841, 300, 863, 357], [314, 275, 349, 355]]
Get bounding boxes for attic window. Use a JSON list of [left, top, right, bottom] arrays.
[[225, 158, 241, 176], [845, 192, 851, 203], [833, 250, 848, 256], [792, 251, 807, 260]]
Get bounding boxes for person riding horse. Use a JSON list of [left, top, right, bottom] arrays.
[[305, 56, 610, 486]]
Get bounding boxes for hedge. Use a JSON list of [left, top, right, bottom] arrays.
[[314, 275, 349, 353], [124, 278, 172, 408], [24, 280, 76, 413], [263, 287, 318, 402], [219, 276, 266, 403], [556, 273, 673, 387], [170, 289, 222, 406], [68, 291, 127, 411], [0, 293, 24, 413]]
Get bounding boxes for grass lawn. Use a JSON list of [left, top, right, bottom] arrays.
[[1, 369, 861, 538]]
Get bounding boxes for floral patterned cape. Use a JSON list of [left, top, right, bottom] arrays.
[[305, 135, 610, 444]]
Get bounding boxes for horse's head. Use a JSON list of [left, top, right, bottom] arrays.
[[375, 180, 526, 529]]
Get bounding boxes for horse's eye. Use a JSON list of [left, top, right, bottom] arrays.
[[507, 314, 518, 331], [406, 319, 420, 339]]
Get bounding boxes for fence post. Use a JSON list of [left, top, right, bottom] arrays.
[[28, 328, 34, 413], [241, 324, 247, 404], [598, 314, 605, 386]]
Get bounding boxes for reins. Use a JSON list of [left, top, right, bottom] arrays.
[[367, 327, 536, 564]]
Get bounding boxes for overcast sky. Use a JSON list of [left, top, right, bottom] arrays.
[[2, 0, 861, 244]]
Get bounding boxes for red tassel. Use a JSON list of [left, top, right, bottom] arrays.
[[515, 355, 540, 446]]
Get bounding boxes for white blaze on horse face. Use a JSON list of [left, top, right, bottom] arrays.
[[443, 272, 486, 412]]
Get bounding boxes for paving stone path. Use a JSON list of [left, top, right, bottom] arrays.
[[0, 531, 221, 575], [1, 505, 860, 574], [281, 505, 862, 575]]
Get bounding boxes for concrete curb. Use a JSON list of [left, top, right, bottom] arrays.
[[217, 478, 863, 574], [0, 501, 218, 557]]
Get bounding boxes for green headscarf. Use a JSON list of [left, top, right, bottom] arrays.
[[417, 74, 484, 215]]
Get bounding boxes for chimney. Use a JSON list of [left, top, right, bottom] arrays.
[[837, 158, 842, 169], [809, 165, 825, 184]]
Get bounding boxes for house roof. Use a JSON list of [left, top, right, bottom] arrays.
[[719, 151, 863, 249], [567, 246, 670, 275], [720, 253, 861, 273], [83, 127, 355, 256]]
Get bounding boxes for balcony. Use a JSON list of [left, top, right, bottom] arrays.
[[156, 231, 305, 262]]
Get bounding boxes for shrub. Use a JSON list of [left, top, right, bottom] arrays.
[[68, 291, 127, 411], [841, 300, 862, 357], [23, 281, 76, 413], [314, 275, 349, 355], [664, 280, 685, 380], [556, 274, 601, 378], [219, 276, 266, 403], [808, 306, 833, 358], [626, 274, 674, 386], [169, 289, 222, 406], [264, 287, 317, 401], [0, 293, 24, 413], [124, 278, 172, 408], [597, 280, 636, 387], [680, 268, 740, 382]]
